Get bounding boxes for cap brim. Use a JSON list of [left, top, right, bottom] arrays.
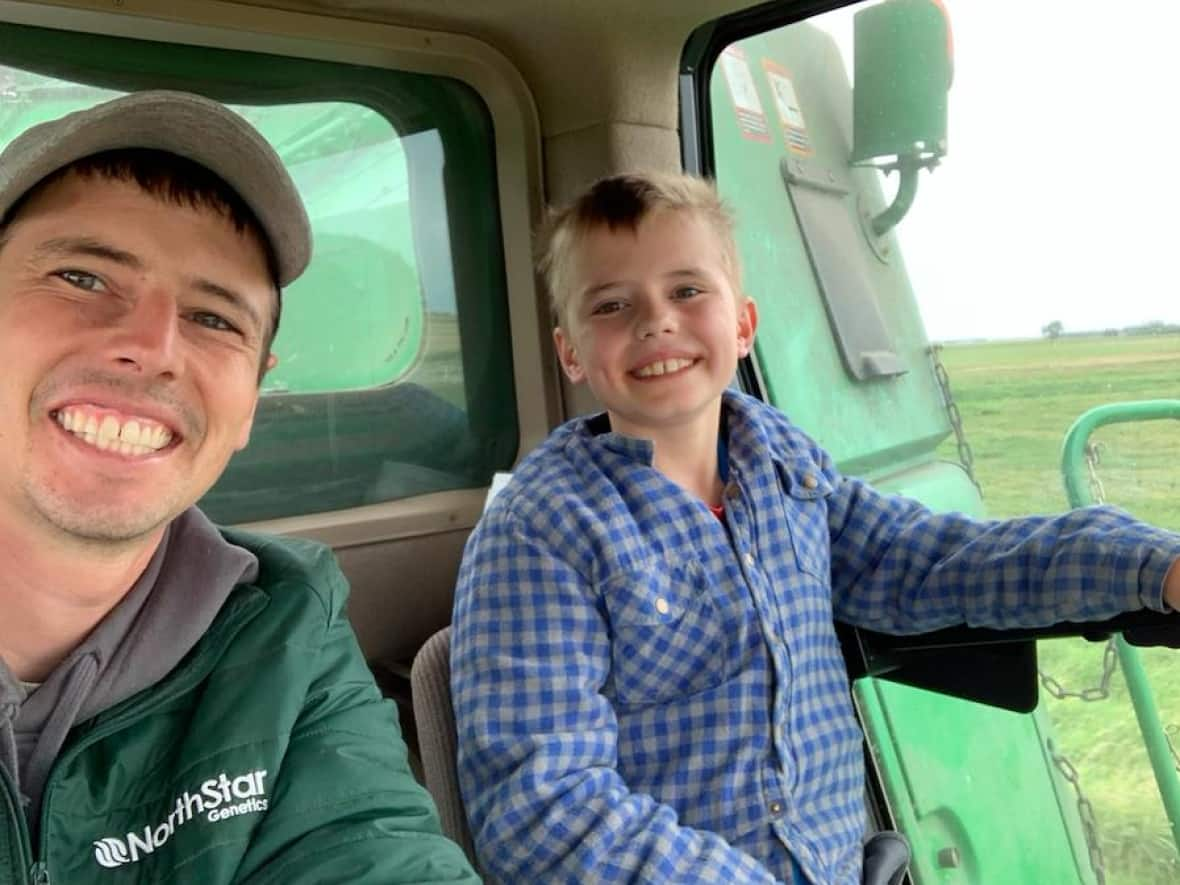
[[0, 90, 311, 287]]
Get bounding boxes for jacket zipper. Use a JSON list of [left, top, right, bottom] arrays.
[[0, 763, 37, 884], [34, 589, 266, 877]]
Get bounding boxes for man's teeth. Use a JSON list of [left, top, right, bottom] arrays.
[[55, 409, 173, 455], [634, 358, 695, 378]]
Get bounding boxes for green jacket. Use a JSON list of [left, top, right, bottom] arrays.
[[0, 530, 479, 884]]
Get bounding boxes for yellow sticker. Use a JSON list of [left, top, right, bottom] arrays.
[[720, 45, 770, 143], [762, 59, 813, 156]]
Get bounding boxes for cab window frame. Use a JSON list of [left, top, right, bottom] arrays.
[[0, 9, 547, 526]]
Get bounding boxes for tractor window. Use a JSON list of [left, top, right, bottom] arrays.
[[0, 23, 517, 524], [703, 2, 1180, 882]]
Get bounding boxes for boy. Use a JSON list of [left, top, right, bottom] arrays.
[[450, 172, 1180, 884]]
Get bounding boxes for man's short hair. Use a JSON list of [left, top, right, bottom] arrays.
[[537, 172, 742, 329], [0, 148, 283, 374]]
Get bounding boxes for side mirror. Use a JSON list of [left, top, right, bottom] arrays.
[[852, 0, 952, 236]]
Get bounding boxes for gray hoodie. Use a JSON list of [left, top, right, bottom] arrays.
[[0, 507, 257, 843]]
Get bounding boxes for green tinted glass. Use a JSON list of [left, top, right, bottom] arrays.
[[0, 70, 420, 394], [0, 22, 517, 523]]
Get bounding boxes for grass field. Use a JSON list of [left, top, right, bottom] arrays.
[[936, 334, 1180, 885]]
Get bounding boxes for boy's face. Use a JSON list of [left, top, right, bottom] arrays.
[[554, 208, 757, 440]]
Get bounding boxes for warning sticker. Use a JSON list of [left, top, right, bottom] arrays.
[[762, 60, 813, 156], [719, 45, 770, 143]]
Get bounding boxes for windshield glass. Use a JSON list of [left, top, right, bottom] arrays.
[[711, 3, 1179, 882]]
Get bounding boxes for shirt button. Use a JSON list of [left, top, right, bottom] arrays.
[[768, 800, 784, 817], [801, 473, 818, 490], [655, 597, 670, 615], [726, 484, 741, 501], [744, 553, 756, 568]]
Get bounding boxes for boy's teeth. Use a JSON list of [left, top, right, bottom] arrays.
[[634, 358, 694, 378], [54, 407, 173, 455]]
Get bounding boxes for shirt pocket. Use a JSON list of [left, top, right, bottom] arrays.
[[601, 559, 727, 709], [778, 463, 834, 580]]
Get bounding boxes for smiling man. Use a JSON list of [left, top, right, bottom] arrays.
[[0, 92, 478, 883]]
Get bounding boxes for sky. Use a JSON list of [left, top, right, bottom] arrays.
[[815, 1, 1180, 341]]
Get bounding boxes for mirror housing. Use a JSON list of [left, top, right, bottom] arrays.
[[852, 0, 952, 166], [852, 0, 952, 237]]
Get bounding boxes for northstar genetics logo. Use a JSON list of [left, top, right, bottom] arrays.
[[93, 769, 268, 869]]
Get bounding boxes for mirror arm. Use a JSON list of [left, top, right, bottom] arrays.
[[870, 154, 922, 237]]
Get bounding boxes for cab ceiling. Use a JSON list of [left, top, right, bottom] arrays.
[[232, 0, 757, 138]]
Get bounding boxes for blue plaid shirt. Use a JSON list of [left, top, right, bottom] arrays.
[[451, 391, 1177, 884]]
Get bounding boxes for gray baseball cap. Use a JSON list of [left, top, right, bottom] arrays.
[[0, 89, 311, 286]]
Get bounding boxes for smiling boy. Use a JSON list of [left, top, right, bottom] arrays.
[[0, 92, 478, 883], [551, 201, 755, 499], [450, 172, 1180, 884]]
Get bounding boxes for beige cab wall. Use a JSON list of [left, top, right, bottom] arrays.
[[0, 0, 756, 665]]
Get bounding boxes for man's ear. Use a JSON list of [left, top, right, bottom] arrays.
[[553, 327, 586, 383], [736, 297, 758, 358]]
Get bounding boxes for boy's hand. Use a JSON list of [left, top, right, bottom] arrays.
[[1125, 558, 1180, 647], [1165, 558, 1180, 611], [1122, 558, 1180, 649]]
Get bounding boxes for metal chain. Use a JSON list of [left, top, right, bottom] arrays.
[[1086, 438, 1180, 842], [1048, 447, 1139, 885], [1039, 638, 1119, 702], [1039, 640, 1118, 882], [929, 344, 982, 496], [929, 342, 1105, 878], [1047, 739, 1107, 884], [1084, 441, 1107, 505]]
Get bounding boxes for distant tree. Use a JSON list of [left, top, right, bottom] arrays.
[[1041, 320, 1064, 339]]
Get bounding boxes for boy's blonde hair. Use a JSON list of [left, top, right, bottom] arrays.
[[537, 172, 742, 329]]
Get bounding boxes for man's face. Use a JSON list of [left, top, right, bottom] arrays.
[[0, 172, 274, 546], [553, 208, 757, 440]]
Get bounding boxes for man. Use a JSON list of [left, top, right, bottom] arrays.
[[0, 91, 479, 882]]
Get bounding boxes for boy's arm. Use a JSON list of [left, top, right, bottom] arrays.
[[451, 512, 785, 885], [824, 469, 1180, 632]]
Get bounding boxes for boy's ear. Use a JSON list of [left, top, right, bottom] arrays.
[[737, 297, 758, 358], [553, 326, 586, 383]]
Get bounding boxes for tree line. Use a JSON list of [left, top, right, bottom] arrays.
[[1041, 320, 1180, 339]]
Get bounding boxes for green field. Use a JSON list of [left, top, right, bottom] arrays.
[[937, 334, 1180, 885]]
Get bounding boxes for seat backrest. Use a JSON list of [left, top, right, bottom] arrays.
[[410, 626, 479, 870]]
